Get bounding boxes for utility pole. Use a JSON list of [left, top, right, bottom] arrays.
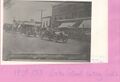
[[40, 9, 43, 23], [40, 9, 45, 28]]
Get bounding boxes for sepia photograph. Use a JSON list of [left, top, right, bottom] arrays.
[[2, 0, 92, 62]]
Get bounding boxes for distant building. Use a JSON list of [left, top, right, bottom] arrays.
[[52, 2, 91, 28], [42, 16, 51, 28], [20, 20, 41, 27], [35, 21, 42, 27], [12, 19, 41, 34], [51, 2, 91, 40]]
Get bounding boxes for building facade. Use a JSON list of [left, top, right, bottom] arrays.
[[52, 2, 91, 27], [42, 16, 51, 28], [51, 2, 91, 40]]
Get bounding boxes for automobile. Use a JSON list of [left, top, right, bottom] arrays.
[[54, 31, 68, 43], [40, 29, 69, 43]]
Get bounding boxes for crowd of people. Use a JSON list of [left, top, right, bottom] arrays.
[[4, 23, 69, 43]]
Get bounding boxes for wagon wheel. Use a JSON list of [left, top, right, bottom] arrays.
[[62, 36, 68, 43], [54, 35, 58, 42]]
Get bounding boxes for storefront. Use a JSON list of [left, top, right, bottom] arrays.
[[57, 18, 91, 40]]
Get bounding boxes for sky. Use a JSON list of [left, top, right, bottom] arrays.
[[4, 0, 60, 23]]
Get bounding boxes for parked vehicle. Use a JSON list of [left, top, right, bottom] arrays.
[[40, 28, 68, 43], [41, 29, 54, 40], [20, 24, 37, 37], [54, 31, 68, 43]]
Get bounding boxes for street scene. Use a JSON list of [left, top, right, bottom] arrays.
[[3, 0, 91, 62]]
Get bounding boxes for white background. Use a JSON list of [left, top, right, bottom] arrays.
[[0, 0, 108, 64]]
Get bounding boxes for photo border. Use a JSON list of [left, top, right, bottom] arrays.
[[0, 0, 108, 64]]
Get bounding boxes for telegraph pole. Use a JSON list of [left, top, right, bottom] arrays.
[[40, 9, 45, 28], [40, 9, 43, 23]]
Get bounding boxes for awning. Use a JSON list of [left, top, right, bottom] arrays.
[[24, 22, 35, 26], [58, 22, 75, 28], [79, 20, 91, 28], [57, 17, 91, 22]]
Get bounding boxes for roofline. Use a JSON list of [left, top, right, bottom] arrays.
[[56, 17, 91, 22], [53, 2, 91, 8], [42, 16, 52, 18]]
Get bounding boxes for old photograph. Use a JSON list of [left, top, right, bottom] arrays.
[[2, 0, 91, 62]]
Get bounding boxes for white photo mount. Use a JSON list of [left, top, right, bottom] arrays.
[[0, 0, 108, 64]]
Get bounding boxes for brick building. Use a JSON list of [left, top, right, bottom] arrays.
[[51, 2, 91, 40], [52, 2, 91, 28]]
